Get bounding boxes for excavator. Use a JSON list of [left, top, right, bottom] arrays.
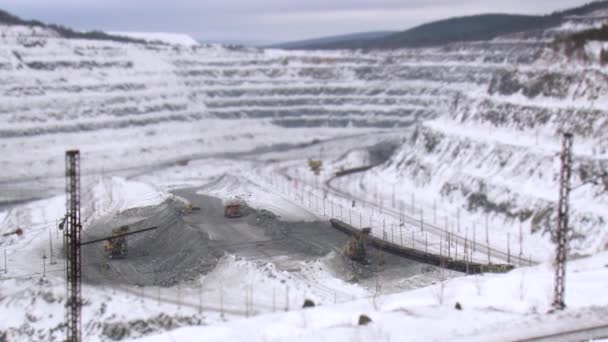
[[103, 226, 129, 259], [343, 227, 372, 264]]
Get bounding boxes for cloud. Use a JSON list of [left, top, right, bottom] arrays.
[[0, 0, 591, 43]]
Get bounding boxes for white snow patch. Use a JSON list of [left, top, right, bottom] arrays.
[[109, 31, 199, 46]]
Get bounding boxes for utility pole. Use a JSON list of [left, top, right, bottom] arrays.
[[49, 229, 56, 265], [62, 150, 82, 342], [553, 133, 573, 311]]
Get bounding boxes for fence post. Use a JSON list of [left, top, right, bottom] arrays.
[[323, 199, 326, 216], [420, 209, 424, 233], [308, 191, 311, 208], [433, 200, 437, 224], [519, 222, 523, 263], [199, 282, 203, 314], [177, 283, 181, 310], [507, 233, 511, 264], [285, 285, 289, 312], [411, 193, 415, 214], [400, 201, 404, 225], [412, 230, 415, 249], [245, 286, 249, 317], [273, 287, 276, 312], [473, 223, 477, 253], [457, 208, 461, 233], [383, 218, 386, 240], [220, 283, 224, 319]]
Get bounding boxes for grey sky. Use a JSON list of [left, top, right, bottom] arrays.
[[0, 0, 590, 44]]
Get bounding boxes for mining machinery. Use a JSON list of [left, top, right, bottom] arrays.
[[343, 227, 372, 263], [308, 158, 322, 175]]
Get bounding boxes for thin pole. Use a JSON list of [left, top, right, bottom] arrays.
[[49, 229, 55, 265], [273, 287, 276, 312], [285, 285, 289, 312], [473, 223, 477, 253], [411, 230, 415, 249], [519, 221, 523, 262], [199, 283, 203, 314], [323, 199, 326, 216], [383, 217, 386, 240], [411, 193, 415, 214], [420, 209, 424, 233], [507, 233, 511, 263], [220, 282, 224, 318]]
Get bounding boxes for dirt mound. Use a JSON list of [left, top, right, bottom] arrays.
[[82, 198, 221, 287]]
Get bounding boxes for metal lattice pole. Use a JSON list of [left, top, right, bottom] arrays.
[[65, 150, 82, 342], [553, 133, 573, 311]]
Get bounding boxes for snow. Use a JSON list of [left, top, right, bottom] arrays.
[[129, 252, 608, 342], [198, 173, 319, 222], [2, 7, 608, 341], [109, 31, 200, 46]]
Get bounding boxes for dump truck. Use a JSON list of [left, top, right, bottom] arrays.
[[343, 227, 372, 263], [224, 197, 245, 218], [104, 225, 129, 259]]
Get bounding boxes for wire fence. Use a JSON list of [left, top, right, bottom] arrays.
[[257, 170, 533, 267]]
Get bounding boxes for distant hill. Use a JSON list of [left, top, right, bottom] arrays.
[[0, 8, 146, 44], [266, 31, 396, 49], [274, 0, 608, 50]]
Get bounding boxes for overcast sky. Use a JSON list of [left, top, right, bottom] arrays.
[[0, 0, 590, 44]]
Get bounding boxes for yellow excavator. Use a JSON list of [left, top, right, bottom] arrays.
[[104, 226, 129, 259], [343, 227, 372, 264]]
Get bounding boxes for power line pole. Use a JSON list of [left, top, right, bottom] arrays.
[[553, 133, 573, 311], [62, 150, 82, 342]]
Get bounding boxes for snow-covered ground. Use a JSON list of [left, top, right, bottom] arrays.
[[3, 5, 608, 341], [108, 32, 200, 46], [129, 251, 608, 342]]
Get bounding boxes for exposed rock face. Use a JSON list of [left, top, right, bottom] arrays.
[[2, 9, 608, 257], [356, 10, 608, 259]]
